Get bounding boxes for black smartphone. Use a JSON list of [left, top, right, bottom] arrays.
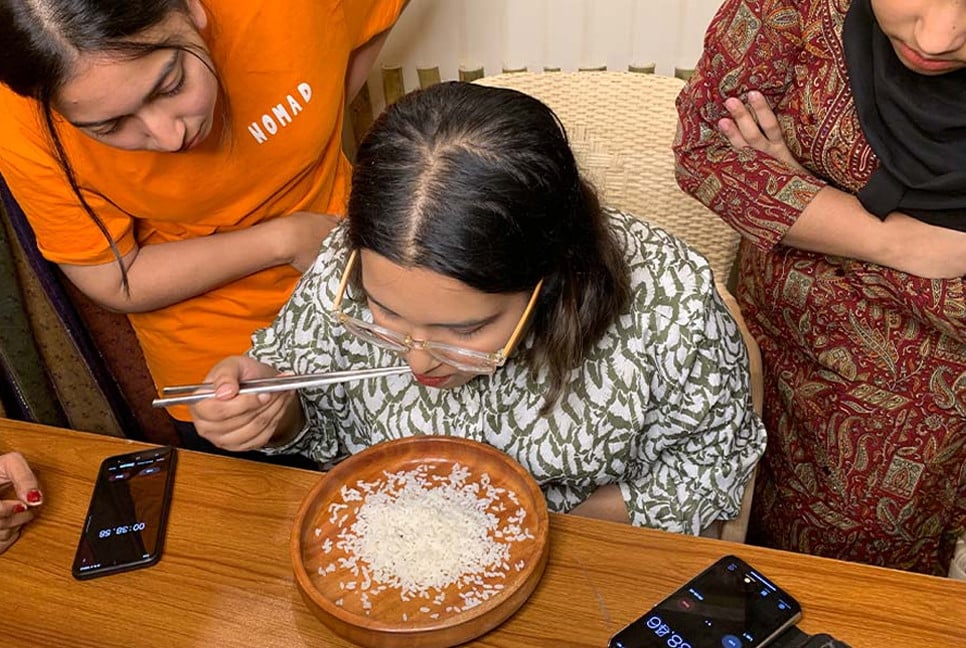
[[609, 555, 802, 648], [71, 446, 177, 580]]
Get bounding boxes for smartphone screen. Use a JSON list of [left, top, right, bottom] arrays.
[[609, 555, 802, 648], [71, 446, 177, 580]]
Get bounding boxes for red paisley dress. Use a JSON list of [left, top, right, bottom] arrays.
[[675, 0, 966, 575]]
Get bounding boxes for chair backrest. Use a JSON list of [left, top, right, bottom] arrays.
[[475, 71, 759, 542], [475, 71, 740, 284], [714, 284, 762, 543]]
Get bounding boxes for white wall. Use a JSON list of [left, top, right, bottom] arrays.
[[365, 0, 723, 113]]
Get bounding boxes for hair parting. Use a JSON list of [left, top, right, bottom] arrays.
[[347, 81, 631, 413]]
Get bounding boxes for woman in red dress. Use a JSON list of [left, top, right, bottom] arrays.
[[675, 0, 966, 575]]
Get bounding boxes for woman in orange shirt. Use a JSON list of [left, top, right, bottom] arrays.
[[0, 0, 406, 453]]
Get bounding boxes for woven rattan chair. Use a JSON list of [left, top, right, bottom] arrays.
[[476, 71, 740, 284], [476, 71, 759, 543]]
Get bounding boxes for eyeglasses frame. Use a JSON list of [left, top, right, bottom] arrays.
[[331, 249, 543, 372]]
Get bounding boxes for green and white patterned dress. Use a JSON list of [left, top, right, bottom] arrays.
[[253, 209, 765, 534]]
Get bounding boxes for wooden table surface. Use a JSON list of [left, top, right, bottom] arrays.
[[1, 418, 964, 647]]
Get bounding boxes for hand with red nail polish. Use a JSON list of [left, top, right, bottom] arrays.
[[0, 451, 41, 555]]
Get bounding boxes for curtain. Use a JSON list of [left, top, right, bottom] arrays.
[[363, 0, 721, 113]]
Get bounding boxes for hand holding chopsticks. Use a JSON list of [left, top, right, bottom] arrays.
[[152, 365, 411, 408]]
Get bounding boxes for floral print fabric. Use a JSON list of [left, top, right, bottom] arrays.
[[675, 0, 966, 574]]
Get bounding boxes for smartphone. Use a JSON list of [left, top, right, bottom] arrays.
[[609, 555, 802, 648], [71, 446, 177, 580]]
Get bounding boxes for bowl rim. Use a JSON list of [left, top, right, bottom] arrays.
[[289, 435, 551, 637]]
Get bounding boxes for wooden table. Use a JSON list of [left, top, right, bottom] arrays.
[[1, 418, 963, 647]]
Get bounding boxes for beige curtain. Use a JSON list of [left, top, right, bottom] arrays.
[[364, 0, 721, 115]]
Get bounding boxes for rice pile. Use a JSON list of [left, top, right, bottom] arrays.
[[315, 461, 534, 620]]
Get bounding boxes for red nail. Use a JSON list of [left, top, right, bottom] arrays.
[[13, 504, 26, 514], [26, 490, 42, 503]]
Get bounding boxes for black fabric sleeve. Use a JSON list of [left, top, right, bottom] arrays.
[[772, 626, 853, 648]]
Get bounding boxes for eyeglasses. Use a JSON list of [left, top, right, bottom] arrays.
[[331, 249, 543, 375]]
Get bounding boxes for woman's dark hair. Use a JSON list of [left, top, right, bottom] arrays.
[[0, 0, 215, 290], [347, 81, 631, 412]]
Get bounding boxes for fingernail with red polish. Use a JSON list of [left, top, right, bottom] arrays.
[[13, 503, 27, 514], [26, 490, 42, 503]]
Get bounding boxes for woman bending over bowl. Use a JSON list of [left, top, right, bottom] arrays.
[[190, 81, 765, 535]]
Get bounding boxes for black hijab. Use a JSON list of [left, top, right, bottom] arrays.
[[843, 0, 966, 231]]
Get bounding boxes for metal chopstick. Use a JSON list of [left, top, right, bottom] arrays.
[[152, 365, 410, 408]]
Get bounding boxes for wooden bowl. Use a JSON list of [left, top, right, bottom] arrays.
[[291, 435, 550, 648]]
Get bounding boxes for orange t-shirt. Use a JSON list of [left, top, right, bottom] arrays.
[[0, 0, 404, 419]]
